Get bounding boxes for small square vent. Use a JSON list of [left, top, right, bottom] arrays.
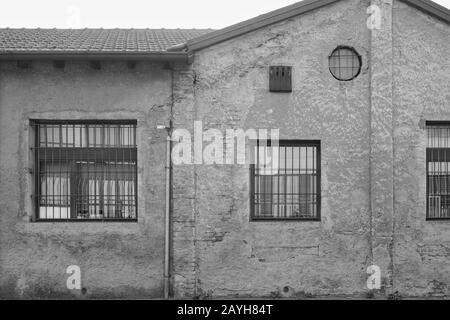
[[269, 66, 292, 92]]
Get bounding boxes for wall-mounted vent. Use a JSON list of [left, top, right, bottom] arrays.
[[269, 66, 292, 92]]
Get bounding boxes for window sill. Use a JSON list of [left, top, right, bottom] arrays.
[[17, 218, 141, 235]]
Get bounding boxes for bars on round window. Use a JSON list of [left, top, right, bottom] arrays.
[[31, 120, 137, 221], [328, 46, 361, 81], [426, 122, 450, 219], [250, 140, 321, 220]]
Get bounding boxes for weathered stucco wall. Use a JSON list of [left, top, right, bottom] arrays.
[[392, 1, 450, 297], [0, 61, 170, 298], [1, 0, 449, 300], [172, 0, 374, 298]]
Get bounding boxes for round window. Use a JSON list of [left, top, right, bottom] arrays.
[[328, 46, 361, 81]]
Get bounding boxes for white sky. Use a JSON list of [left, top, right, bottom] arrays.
[[0, 0, 449, 29]]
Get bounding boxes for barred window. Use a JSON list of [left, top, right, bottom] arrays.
[[250, 140, 321, 220], [31, 120, 137, 221], [328, 46, 361, 81], [427, 122, 450, 220]]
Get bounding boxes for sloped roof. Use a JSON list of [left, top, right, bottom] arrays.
[[0, 0, 448, 61], [0, 28, 213, 60], [184, 0, 450, 53]]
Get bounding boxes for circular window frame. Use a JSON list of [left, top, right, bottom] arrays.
[[328, 46, 362, 81]]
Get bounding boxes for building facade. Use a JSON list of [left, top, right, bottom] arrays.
[[0, 0, 449, 299]]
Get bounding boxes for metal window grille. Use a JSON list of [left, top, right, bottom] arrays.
[[31, 120, 137, 221], [328, 46, 361, 81], [269, 66, 292, 92], [426, 122, 450, 220], [250, 140, 321, 220]]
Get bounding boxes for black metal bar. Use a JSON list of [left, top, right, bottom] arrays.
[[34, 122, 40, 221], [426, 125, 450, 219], [250, 140, 321, 221], [30, 119, 137, 125], [284, 146, 287, 217], [427, 148, 450, 161], [36, 148, 137, 161], [305, 147, 308, 217], [249, 163, 255, 221], [316, 142, 321, 220], [32, 121, 137, 222]]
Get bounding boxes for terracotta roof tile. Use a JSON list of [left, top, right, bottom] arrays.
[[0, 28, 213, 53]]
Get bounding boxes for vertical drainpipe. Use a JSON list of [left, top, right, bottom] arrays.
[[164, 129, 172, 299], [162, 64, 174, 299]]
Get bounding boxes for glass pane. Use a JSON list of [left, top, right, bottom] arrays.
[[427, 125, 450, 219], [253, 142, 319, 219], [36, 122, 137, 220], [39, 125, 61, 147], [73, 125, 87, 147], [428, 126, 450, 148], [88, 125, 103, 147], [76, 162, 136, 219], [39, 162, 71, 219]]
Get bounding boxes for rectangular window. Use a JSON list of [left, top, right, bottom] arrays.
[[427, 122, 450, 219], [31, 120, 137, 221], [250, 140, 320, 220]]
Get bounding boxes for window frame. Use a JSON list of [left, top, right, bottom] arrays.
[[31, 119, 138, 222], [249, 139, 321, 222], [328, 46, 362, 82], [426, 121, 450, 221]]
